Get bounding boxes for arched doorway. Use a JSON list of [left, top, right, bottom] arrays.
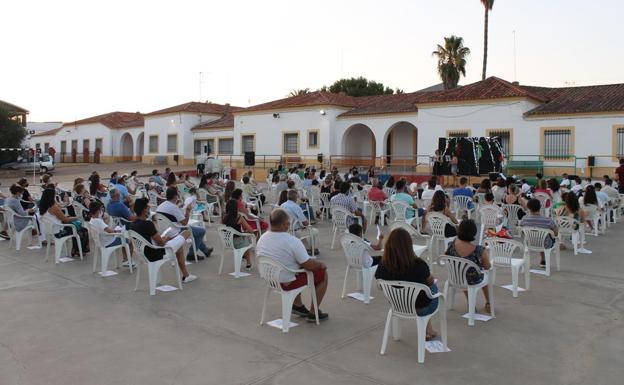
[[341, 124, 376, 168], [120, 133, 134, 161], [383, 122, 418, 167], [136, 133, 144, 161]]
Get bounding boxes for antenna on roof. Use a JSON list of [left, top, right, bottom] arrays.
[[199, 72, 203, 102], [513, 31, 517, 82]]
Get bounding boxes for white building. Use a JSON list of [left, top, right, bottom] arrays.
[[31, 76, 624, 178]]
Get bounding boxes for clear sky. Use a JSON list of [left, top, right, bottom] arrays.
[[2, 0, 622, 122]]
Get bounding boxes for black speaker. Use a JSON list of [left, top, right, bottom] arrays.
[[317, 153, 323, 163], [244, 151, 255, 166], [588, 156, 595, 167]]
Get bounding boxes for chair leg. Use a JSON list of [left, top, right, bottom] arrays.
[[75, 235, 83, 260], [511, 265, 519, 298], [331, 228, 337, 249], [134, 261, 141, 291], [341, 266, 349, 299], [545, 250, 551, 277], [218, 251, 225, 275], [439, 297, 448, 350], [260, 286, 270, 325], [488, 278, 496, 318], [125, 244, 133, 274], [416, 317, 428, 364], [281, 291, 296, 333], [147, 263, 160, 295], [391, 316, 401, 341], [362, 268, 374, 304], [233, 250, 243, 278], [380, 309, 393, 355], [467, 288, 478, 326]]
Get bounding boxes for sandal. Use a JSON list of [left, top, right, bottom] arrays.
[[426, 331, 438, 341], [484, 302, 491, 314]]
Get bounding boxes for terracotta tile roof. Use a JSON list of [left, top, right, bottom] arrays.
[[523, 83, 624, 116], [62, 111, 144, 129], [145, 102, 243, 117], [414, 77, 549, 104], [0, 99, 29, 114], [31, 127, 64, 137], [191, 114, 235, 131], [338, 93, 424, 117], [241, 91, 358, 113]]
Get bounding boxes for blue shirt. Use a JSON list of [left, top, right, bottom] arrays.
[[391, 192, 416, 218], [114, 183, 129, 199], [108, 200, 132, 220], [281, 200, 307, 228], [453, 187, 475, 209]]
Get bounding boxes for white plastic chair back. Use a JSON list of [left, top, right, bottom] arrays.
[[454, 195, 473, 217], [533, 192, 551, 216], [440, 255, 480, 290], [257, 256, 285, 292], [480, 206, 501, 228], [388, 221, 429, 244], [484, 237, 523, 267], [556, 216, 580, 236], [320, 192, 331, 210], [331, 206, 354, 231], [377, 280, 436, 318], [390, 200, 411, 222], [427, 212, 449, 238], [72, 202, 89, 222], [521, 226, 556, 251], [340, 233, 368, 268], [502, 204, 523, 233], [383, 187, 396, 197], [147, 190, 159, 206], [153, 213, 176, 233]]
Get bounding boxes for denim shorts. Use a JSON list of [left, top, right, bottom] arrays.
[[105, 237, 124, 248], [416, 283, 439, 316]]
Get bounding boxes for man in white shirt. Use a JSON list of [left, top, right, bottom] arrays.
[[157, 187, 213, 261], [570, 177, 583, 195], [559, 173, 571, 189], [421, 177, 443, 201], [521, 179, 531, 195], [603, 179, 620, 201], [257, 209, 328, 321], [280, 190, 319, 255]]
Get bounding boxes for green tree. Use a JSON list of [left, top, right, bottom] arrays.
[[288, 88, 310, 97], [432, 36, 471, 90], [481, 0, 495, 80], [0, 108, 27, 164], [320, 77, 396, 97]]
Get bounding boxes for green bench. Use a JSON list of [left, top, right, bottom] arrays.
[[506, 160, 544, 175]]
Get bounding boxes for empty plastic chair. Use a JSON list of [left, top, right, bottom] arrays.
[[339, 233, 378, 304], [484, 238, 527, 297]]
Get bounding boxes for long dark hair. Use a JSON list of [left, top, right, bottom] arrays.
[[90, 174, 100, 195], [431, 190, 446, 212], [583, 185, 598, 205], [382, 228, 418, 274], [278, 190, 288, 205], [386, 176, 395, 188], [166, 172, 177, 186], [39, 188, 57, 215], [199, 174, 210, 189], [222, 199, 240, 228], [565, 192, 580, 213], [224, 181, 236, 202]]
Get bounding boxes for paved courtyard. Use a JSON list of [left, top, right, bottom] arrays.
[[0, 178, 623, 385]]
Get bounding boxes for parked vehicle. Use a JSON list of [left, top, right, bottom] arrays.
[[0, 154, 55, 173]]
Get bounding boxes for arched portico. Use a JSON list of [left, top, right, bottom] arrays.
[[383, 121, 418, 166], [120, 133, 134, 161], [341, 124, 377, 167], [136, 133, 144, 161]]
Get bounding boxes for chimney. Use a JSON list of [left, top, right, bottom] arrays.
[[512, 81, 520, 86]]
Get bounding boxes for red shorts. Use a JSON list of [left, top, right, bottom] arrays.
[[281, 268, 326, 290]]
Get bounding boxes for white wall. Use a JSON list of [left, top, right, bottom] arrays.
[[143, 113, 221, 158]]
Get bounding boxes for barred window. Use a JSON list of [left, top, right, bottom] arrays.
[[95, 139, 102, 151], [207, 139, 214, 155], [616, 128, 624, 157], [167, 135, 177, 153], [308, 131, 319, 148], [544, 130, 572, 159], [194, 140, 202, 155], [60, 141, 67, 153], [149, 136, 158, 153], [83, 139, 89, 152], [241, 135, 254, 153], [489, 130, 511, 156], [71, 140, 78, 150], [283, 133, 299, 154], [44, 143, 50, 153], [219, 138, 233, 155]]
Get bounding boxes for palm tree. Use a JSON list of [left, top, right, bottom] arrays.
[[481, 0, 495, 80], [288, 88, 310, 97], [432, 36, 471, 90]]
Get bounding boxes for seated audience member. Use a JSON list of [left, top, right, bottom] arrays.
[[257, 209, 329, 321], [444, 219, 492, 313], [274, 174, 289, 198], [491, 178, 507, 202], [39, 188, 89, 257], [384, 176, 396, 189], [368, 181, 387, 202], [152, 169, 165, 187], [477, 178, 492, 195], [390, 179, 424, 221], [581, 184, 602, 209], [479, 192, 503, 222], [348, 223, 383, 267], [520, 199, 561, 264], [330, 182, 367, 232], [242, 175, 266, 204], [280, 190, 319, 255], [5, 184, 40, 246], [453, 177, 475, 209], [559, 173, 570, 189], [603, 179, 620, 201], [520, 179, 531, 196], [89, 201, 132, 266], [89, 173, 108, 199], [375, 227, 439, 340], [534, 179, 553, 208], [570, 176, 584, 196], [107, 189, 136, 222], [156, 187, 214, 261], [422, 190, 458, 237], [222, 199, 255, 270], [130, 198, 196, 283], [421, 177, 442, 200], [329, 179, 342, 200], [17, 178, 35, 209], [547, 178, 562, 205], [110, 171, 119, 185], [231, 189, 269, 232]]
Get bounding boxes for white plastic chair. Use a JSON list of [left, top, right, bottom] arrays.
[[87, 222, 132, 275], [521, 226, 560, 279], [425, 212, 454, 264], [128, 230, 182, 295], [4, 207, 40, 251], [71, 202, 89, 224], [368, 200, 391, 226], [440, 255, 495, 326], [484, 238, 527, 297], [286, 212, 317, 256], [556, 216, 582, 255], [41, 217, 84, 264], [153, 213, 198, 262], [330, 206, 361, 249], [258, 256, 319, 332], [377, 280, 447, 363], [502, 204, 523, 236], [319, 192, 331, 220], [216, 225, 256, 278], [478, 205, 503, 244], [383, 187, 396, 197], [390, 200, 418, 228], [388, 221, 430, 255], [196, 188, 222, 224], [583, 204, 606, 236], [453, 195, 475, 219], [533, 192, 552, 217], [339, 233, 378, 304]]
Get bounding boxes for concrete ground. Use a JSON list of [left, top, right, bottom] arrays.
[[0, 171, 623, 384]]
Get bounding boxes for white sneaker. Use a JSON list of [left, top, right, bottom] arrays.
[[182, 274, 198, 283], [578, 248, 593, 254]]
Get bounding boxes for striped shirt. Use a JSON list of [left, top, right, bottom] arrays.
[[330, 193, 357, 213], [519, 214, 557, 231]]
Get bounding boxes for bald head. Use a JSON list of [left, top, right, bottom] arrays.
[[287, 189, 298, 202], [270, 209, 290, 232]]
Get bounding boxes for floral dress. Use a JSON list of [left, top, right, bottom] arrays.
[[445, 242, 485, 285]]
